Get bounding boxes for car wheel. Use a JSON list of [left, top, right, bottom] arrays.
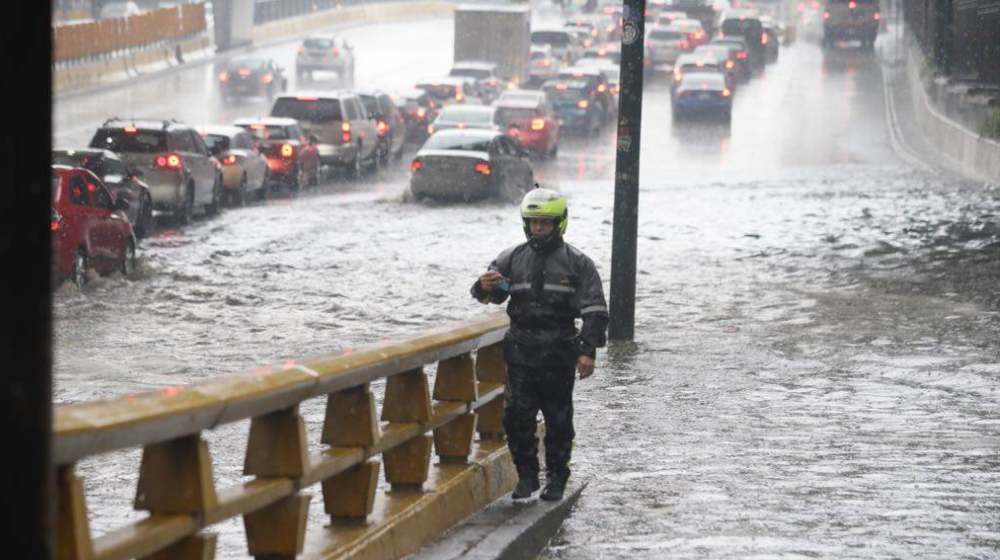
[[72, 249, 88, 289], [177, 184, 194, 225], [136, 193, 154, 238], [120, 240, 136, 276], [205, 176, 222, 216]]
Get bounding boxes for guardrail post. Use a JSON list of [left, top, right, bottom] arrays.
[[433, 354, 479, 463], [135, 435, 218, 515], [321, 385, 380, 521], [382, 368, 433, 491], [243, 494, 311, 559], [475, 344, 507, 440], [56, 465, 93, 560], [244, 405, 308, 477]]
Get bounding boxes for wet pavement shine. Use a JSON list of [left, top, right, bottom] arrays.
[[54, 13, 999, 560]]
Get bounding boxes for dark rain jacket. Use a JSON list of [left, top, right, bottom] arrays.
[[471, 238, 609, 363]]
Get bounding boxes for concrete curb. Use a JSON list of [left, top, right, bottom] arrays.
[[407, 479, 587, 560]]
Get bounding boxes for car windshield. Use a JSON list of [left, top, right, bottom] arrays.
[[649, 29, 685, 41], [271, 98, 342, 122], [451, 68, 491, 80], [439, 107, 495, 124], [532, 31, 570, 47], [303, 38, 335, 49], [423, 134, 492, 151], [241, 125, 291, 140], [201, 134, 230, 153], [90, 129, 167, 153]]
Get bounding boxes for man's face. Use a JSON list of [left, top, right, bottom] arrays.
[[528, 218, 556, 238]]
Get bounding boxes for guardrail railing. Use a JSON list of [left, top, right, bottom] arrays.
[[56, 313, 510, 560], [54, 4, 206, 65]]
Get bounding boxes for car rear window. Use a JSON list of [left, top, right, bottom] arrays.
[[680, 73, 725, 89], [721, 18, 762, 36], [532, 31, 571, 47], [496, 107, 538, 124], [424, 134, 492, 151], [202, 134, 230, 153], [648, 29, 685, 41], [303, 38, 334, 49], [416, 83, 458, 101], [358, 95, 379, 115], [271, 98, 342, 122], [90, 129, 167, 153]]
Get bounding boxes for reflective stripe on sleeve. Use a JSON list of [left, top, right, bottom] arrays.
[[510, 282, 532, 291], [543, 283, 575, 293], [580, 305, 608, 315]]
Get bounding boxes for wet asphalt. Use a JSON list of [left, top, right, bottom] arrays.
[[53, 12, 999, 560]]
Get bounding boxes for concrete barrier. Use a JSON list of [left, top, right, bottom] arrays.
[[906, 38, 1000, 183], [251, 1, 454, 44]]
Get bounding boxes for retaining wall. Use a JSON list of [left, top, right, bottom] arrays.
[[906, 37, 1000, 183]]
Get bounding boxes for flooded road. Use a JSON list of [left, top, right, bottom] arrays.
[[54, 11, 999, 560]]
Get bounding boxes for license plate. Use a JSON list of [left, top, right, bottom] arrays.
[[698, 92, 711, 99]]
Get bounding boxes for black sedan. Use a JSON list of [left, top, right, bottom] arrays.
[[51, 148, 154, 237], [409, 129, 534, 201], [218, 57, 288, 101]]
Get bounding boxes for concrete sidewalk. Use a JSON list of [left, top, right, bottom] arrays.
[[408, 479, 586, 560]]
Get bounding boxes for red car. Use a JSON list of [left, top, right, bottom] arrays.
[[233, 117, 320, 192], [494, 90, 561, 159], [51, 165, 137, 288]]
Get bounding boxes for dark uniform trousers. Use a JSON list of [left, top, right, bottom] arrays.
[[503, 337, 577, 482]]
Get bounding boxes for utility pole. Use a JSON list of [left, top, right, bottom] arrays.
[[608, 0, 647, 341], [1, 2, 54, 556]]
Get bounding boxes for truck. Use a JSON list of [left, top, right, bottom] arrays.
[[453, 4, 531, 87]]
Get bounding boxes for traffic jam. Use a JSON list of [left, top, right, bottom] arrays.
[[51, 0, 797, 290]]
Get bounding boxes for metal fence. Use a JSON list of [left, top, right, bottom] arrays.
[[903, 0, 1000, 86]]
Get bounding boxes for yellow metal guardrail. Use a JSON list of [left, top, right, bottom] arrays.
[[56, 313, 512, 560], [54, 4, 206, 64]]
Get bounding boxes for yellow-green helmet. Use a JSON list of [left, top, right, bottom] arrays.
[[520, 187, 568, 236]]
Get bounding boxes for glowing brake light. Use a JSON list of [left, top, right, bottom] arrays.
[[221, 154, 237, 165], [297, 96, 319, 101], [577, 99, 589, 109], [51, 217, 62, 232], [848, 1, 856, 8], [674, 69, 683, 82], [416, 107, 427, 118], [531, 118, 545, 131], [737, 50, 748, 59], [555, 83, 568, 90], [873, 12, 880, 19], [542, 59, 552, 67], [456, 90, 464, 101], [721, 88, 731, 97], [341, 122, 351, 143], [124, 126, 137, 133], [280, 144, 294, 158], [823, 11, 830, 19], [261, 73, 274, 84], [410, 159, 423, 172], [218, 72, 229, 82], [473, 161, 491, 175], [726, 60, 735, 69], [597, 84, 607, 92], [762, 32, 769, 45], [237, 68, 251, 77], [154, 154, 183, 169], [679, 41, 690, 50]]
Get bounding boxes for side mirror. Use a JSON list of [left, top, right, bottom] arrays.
[[114, 196, 130, 211]]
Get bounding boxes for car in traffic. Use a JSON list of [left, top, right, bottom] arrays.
[[89, 119, 222, 224], [450, 62, 507, 104], [574, 58, 621, 112], [542, 78, 606, 134], [197, 126, 269, 205], [295, 34, 355, 85], [671, 53, 735, 93], [531, 28, 581, 65], [556, 67, 615, 122], [357, 89, 407, 163], [217, 57, 287, 101], [671, 72, 733, 121], [270, 92, 380, 178], [709, 36, 752, 80], [51, 148, 154, 238], [719, 9, 765, 68], [395, 89, 439, 144], [427, 105, 502, 136], [528, 44, 563, 87], [670, 18, 709, 47], [409, 129, 534, 201], [414, 77, 478, 107], [233, 117, 320, 191], [693, 44, 742, 83], [645, 26, 692, 68], [822, 0, 879, 49], [494, 91, 561, 159], [51, 165, 137, 288]]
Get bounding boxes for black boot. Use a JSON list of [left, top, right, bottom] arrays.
[[540, 475, 567, 501], [512, 477, 540, 499]]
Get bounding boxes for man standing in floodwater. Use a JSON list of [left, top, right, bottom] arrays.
[[471, 187, 609, 501]]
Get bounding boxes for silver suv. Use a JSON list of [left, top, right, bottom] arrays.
[[89, 119, 222, 224], [295, 35, 355, 86], [270, 92, 379, 178]]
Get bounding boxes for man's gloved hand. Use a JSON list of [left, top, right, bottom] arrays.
[[576, 355, 594, 379], [479, 271, 503, 292]]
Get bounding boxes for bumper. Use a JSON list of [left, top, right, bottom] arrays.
[[410, 172, 492, 200], [265, 158, 298, 182], [510, 129, 554, 152], [555, 109, 593, 129], [221, 165, 243, 189], [145, 172, 185, 210], [315, 143, 357, 165], [674, 96, 731, 113]]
